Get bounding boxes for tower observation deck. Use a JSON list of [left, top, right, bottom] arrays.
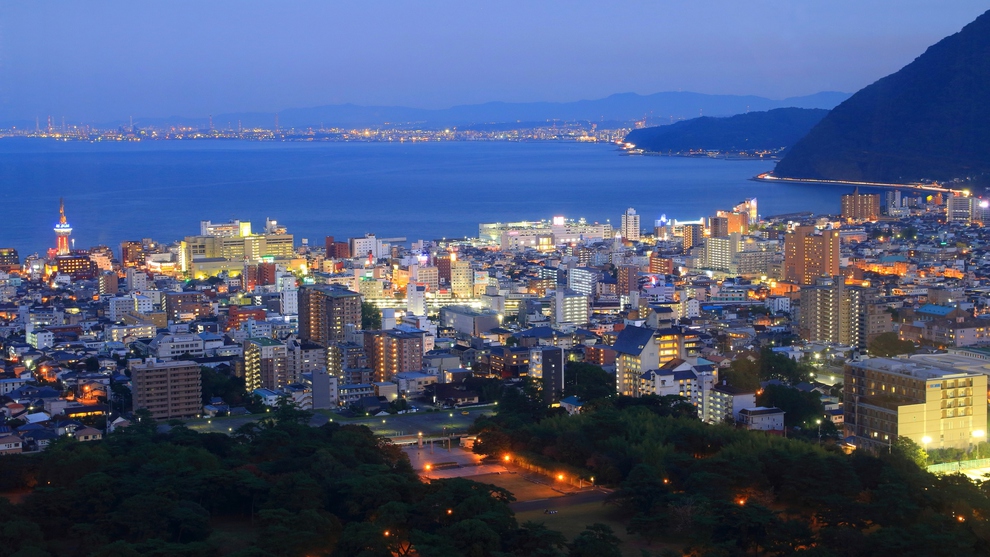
[[54, 198, 72, 256]]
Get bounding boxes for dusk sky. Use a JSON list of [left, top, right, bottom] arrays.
[[1, 1, 987, 123]]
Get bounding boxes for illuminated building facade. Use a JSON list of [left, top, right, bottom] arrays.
[[53, 198, 72, 256], [841, 188, 881, 221], [298, 285, 362, 346], [131, 360, 202, 420], [844, 358, 987, 452], [783, 226, 839, 285]]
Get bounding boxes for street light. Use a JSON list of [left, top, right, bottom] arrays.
[[816, 419, 822, 445]]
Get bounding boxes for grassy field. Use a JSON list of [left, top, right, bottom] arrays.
[[516, 501, 682, 557]]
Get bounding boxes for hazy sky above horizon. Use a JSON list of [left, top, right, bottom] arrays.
[[1, 1, 987, 122]]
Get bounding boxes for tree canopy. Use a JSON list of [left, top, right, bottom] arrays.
[[868, 332, 916, 358], [472, 391, 990, 556], [0, 413, 565, 557]]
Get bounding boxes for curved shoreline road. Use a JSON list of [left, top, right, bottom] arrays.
[[754, 172, 963, 194]]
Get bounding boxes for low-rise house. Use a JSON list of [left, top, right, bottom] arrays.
[[739, 407, 785, 432], [73, 427, 103, 442], [559, 395, 584, 415], [0, 434, 22, 455]]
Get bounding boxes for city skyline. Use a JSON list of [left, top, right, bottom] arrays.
[[1, 1, 987, 122]]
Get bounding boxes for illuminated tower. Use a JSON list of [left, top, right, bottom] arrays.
[[54, 198, 72, 256]]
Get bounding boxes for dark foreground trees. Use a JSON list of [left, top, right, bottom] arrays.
[[472, 395, 990, 557], [0, 413, 563, 557]]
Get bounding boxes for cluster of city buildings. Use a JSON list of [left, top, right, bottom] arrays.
[[0, 119, 630, 144], [3, 186, 990, 453]]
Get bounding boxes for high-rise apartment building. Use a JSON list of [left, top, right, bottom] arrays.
[[682, 224, 704, 250], [799, 277, 860, 348], [841, 188, 881, 221], [131, 360, 202, 420], [327, 341, 367, 381], [798, 277, 889, 350], [244, 337, 289, 391], [286, 339, 327, 384], [620, 207, 641, 242], [649, 254, 674, 275], [616, 265, 640, 296], [364, 330, 425, 382], [98, 271, 119, 295], [407, 284, 427, 316], [947, 194, 977, 223], [298, 285, 362, 346], [120, 241, 146, 267], [551, 289, 589, 326], [435, 254, 452, 283], [783, 226, 839, 285], [451, 260, 473, 298], [567, 267, 599, 298], [704, 235, 739, 272]]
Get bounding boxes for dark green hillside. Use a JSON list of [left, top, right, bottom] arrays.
[[774, 9, 990, 184], [624, 107, 828, 153]]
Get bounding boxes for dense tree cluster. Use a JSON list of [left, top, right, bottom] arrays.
[[867, 332, 917, 358], [0, 407, 567, 557], [721, 348, 817, 392], [473, 391, 990, 556]]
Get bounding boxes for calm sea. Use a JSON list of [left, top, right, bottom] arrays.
[[0, 139, 855, 256]]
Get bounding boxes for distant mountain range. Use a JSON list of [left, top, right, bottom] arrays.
[[774, 9, 990, 184], [623, 107, 829, 153], [2, 91, 850, 130]]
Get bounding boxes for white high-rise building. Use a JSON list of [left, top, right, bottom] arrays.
[[350, 234, 390, 261], [407, 284, 426, 316], [125, 268, 149, 293], [277, 272, 298, 315], [552, 289, 589, 326], [621, 207, 641, 242]]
